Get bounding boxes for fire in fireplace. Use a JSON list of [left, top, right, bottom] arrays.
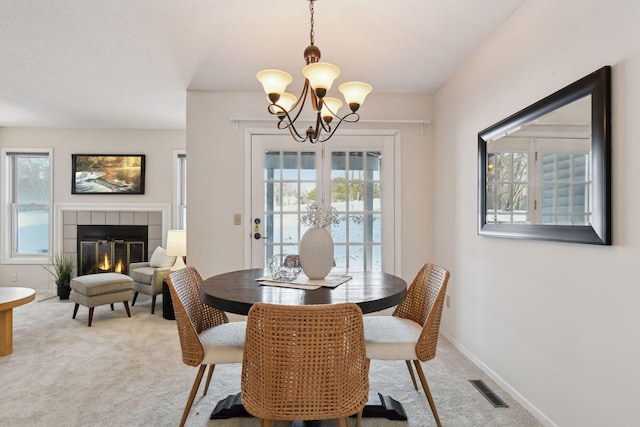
[[77, 225, 149, 276]]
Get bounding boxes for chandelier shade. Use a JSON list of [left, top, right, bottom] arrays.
[[320, 97, 343, 122], [256, 69, 293, 103], [274, 93, 297, 115], [302, 62, 340, 97], [256, 0, 371, 144], [338, 82, 373, 112]]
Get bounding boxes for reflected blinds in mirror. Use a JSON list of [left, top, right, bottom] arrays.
[[540, 153, 590, 225]]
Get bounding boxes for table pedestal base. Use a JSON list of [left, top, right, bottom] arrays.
[[210, 391, 407, 422]]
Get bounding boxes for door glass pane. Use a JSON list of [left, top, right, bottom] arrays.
[[348, 214, 364, 243], [263, 150, 317, 266], [282, 152, 298, 180], [300, 151, 316, 180], [331, 150, 382, 271], [331, 152, 346, 180], [265, 151, 280, 180], [282, 213, 299, 243]]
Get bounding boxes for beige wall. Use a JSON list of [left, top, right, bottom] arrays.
[[4, 1, 639, 423], [434, 0, 640, 425], [0, 128, 185, 294], [186, 91, 434, 280]]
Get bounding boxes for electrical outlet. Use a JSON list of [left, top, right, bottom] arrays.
[[446, 294, 450, 308], [233, 213, 242, 225], [10, 273, 17, 282]]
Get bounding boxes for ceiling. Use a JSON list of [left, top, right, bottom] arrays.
[[0, 0, 525, 130]]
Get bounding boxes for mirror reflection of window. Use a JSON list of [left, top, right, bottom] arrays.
[[486, 95, 591, 226], [486, 152, 528, 224], [540, 152, 591, 225]]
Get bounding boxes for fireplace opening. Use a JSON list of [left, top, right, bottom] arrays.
[[77, 225, 148, 276]]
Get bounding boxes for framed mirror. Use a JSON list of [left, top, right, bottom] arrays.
[[478, 66, 611, 245]]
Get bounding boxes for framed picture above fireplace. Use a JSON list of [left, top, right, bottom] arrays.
[[71, 154, 146, 194]]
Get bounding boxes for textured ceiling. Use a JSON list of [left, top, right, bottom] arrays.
[[0, 0, 525, 129]]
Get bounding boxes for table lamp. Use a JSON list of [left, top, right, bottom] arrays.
[[166, 230, 187, 271]]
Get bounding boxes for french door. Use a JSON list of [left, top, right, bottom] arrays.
[[249, 132, 398, 273]]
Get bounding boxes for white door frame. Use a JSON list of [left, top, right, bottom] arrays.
[[243, 128, 403, 276]]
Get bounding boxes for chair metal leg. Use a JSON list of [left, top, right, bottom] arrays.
[[88, 307, 94, 327], [203, 364, 215, 396], [151, 295, 156, 314], [413, 360, 441, 427], [180, 365, 206, 427], [131, 291, 138, 306], [405, 360, 419, 390], [72, 303, 79, 319]]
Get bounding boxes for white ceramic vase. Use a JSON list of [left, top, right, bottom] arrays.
[[299, 227, 334, 279]]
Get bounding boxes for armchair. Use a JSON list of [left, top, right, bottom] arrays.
[[129, 246, 175, 314]]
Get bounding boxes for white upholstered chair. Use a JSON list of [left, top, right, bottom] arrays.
[[129, 246, 174, 314], [363, 263, 450, 427], [167, 267, 246, 427]]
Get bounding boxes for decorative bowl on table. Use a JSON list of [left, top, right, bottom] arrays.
[[269, 254, 302, 282]]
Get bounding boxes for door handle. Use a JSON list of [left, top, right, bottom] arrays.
[[253, 218, 269, 240]]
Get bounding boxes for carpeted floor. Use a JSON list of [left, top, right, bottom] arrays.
[[0, 293, 542, 426]]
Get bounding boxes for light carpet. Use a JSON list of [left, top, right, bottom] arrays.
[[0, 294, 542, 427]]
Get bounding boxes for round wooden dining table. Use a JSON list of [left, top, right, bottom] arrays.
[[200, 268, 407, 315], [200, 268, 410, 423]]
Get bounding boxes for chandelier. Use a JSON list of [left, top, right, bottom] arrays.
[[256, 0, 372, 144]]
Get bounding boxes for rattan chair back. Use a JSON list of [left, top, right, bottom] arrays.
[[392, 263, 450, 361], [167, 267, 229, 367], [241, 302, 369, 423]]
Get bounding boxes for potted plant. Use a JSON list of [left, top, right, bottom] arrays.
[[44, 253, 76, 300]]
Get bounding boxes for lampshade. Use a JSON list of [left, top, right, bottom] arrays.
[[320, 97, 343, 121], [274, 92, 297, 115], [166, 230, 187, 271], [302, 62, 340, 97], [338, 82, 373, 112], [256, 69, 293, 102]]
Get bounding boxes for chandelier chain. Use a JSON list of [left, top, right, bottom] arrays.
[[309, 0, 315, 45]]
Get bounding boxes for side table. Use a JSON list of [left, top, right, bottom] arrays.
[[1, 287, 36, 356], [162, 280, 175, 320]]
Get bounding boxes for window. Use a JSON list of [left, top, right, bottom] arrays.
[[486, 137, 591, 225], [486, 152, 529, 223], [1, 149, 53, 263], [173, 151, 187, 229]]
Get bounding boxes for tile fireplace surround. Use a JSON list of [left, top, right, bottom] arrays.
[[57, 204, 171, 265]]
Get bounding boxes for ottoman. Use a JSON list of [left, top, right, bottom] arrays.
[[70, 273, 134, 327]]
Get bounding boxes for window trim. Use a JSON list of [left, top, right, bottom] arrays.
[[172, 149, 187, 230], [1, 148, 54, 264]]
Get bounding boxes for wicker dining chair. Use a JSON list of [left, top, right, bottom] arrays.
[[363, 263, 450, 427], [166, 267, 246, 427], [241, 302, 370, 427]]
